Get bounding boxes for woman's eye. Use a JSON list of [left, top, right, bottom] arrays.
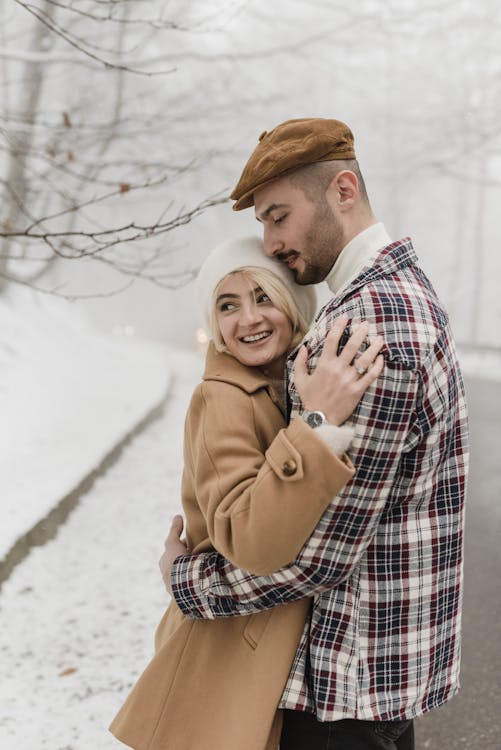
[[274, 215, 285, 224], [257, 293, 271, 304], [220, 302, 236, 312]]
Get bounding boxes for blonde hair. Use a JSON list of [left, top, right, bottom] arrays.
[[210, 267, 308, 354]]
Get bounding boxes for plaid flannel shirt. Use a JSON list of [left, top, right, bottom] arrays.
[[172, 238, 469, 722]]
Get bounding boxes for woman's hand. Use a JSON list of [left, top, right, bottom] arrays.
[[293, 314, 385, 426], [159, 515, 188, 596]]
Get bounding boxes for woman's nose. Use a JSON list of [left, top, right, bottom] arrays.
[[239, 302, 263, 325]]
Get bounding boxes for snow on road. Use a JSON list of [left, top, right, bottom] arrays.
[[0, 352, 203, 750]]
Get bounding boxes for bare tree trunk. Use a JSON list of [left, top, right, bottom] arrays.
[[59, 5, 128, 241], [0, 0, 54, 291], [43, 4, 129, 293]]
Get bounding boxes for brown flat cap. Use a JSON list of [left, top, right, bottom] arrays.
[[230, 117, 355, 211]]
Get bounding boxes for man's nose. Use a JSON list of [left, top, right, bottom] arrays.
[[263, 227, 284, 257]]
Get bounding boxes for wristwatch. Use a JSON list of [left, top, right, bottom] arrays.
[[302, 410, 328, 429]]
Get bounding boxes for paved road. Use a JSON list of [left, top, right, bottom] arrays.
[[416, 377, 501, 749]]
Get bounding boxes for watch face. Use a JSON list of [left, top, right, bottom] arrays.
[[306, 411, 325, 429]]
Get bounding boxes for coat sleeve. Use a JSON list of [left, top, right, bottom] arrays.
[[185, 380, 355, 575], [171, 361, 419, 620]]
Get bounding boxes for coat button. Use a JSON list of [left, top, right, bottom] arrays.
[[282, 459, 297, 477]]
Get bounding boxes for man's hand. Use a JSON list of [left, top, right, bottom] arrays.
[[294, 314, 384, 426], [159, 514, 188, 595]]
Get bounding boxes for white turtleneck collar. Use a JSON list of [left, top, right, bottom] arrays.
[[325, 222, 392, 295]]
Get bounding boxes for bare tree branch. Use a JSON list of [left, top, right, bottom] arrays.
[[13, 0, 177, 75], [1, 195, 229, 258]]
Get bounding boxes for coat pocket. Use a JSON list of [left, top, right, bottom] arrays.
[[242, 610, 274, 649]]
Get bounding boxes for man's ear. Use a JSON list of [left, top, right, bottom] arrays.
[[326, 170, 358, 211]]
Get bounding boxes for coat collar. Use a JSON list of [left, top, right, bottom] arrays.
[[316, 237, 417, 317], [325, 222, 392, 296], [203, 341, 274, 395]]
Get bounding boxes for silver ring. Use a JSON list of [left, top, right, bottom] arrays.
[[355, 364, 368, 376]]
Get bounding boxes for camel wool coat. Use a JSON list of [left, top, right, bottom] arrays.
[[109, 343, 355, 750]]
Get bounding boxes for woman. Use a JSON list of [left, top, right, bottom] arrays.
[[109, 237, 384, 750]]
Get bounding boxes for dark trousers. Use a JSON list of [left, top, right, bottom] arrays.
[[280, 709, 414, 750]]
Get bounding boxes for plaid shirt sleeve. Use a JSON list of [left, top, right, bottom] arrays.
[[171, 355, 420, 620]]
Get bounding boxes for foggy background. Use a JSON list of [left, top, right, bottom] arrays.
[[2, 0, 500, 348]]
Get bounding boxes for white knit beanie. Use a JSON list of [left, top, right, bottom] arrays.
[[196, 236, 317, 328]]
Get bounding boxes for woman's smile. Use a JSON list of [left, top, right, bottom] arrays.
[[215, 272, 293, 377], [240, 331, 273, 344]]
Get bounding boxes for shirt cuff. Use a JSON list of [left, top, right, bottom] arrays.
[[171, 553, 215, 620], [313, 423, 355, 456]]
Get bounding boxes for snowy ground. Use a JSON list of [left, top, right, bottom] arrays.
[[0, 352, 203, 750], [0, 288, 171, 561]]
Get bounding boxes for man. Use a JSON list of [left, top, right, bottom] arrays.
[[161, 118, 469, 749]]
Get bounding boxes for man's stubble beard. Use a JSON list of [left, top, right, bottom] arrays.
[[293, 202, 345, 286]]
